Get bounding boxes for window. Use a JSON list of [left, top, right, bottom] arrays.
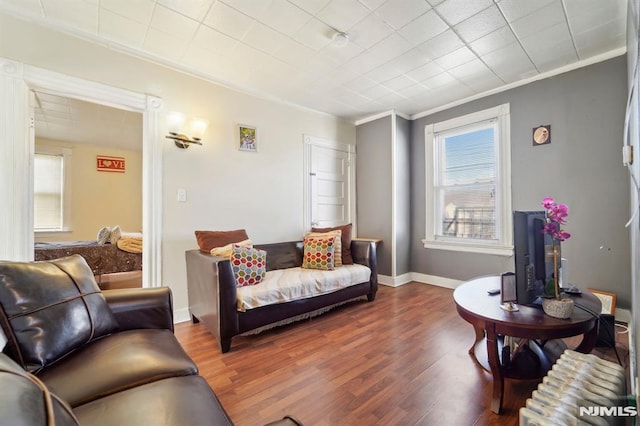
[[34, 146, 72, 232], [423, 104, 512, 255]]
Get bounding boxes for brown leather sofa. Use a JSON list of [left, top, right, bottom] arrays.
[[186, 239, 378, 353], [0, 255, 233, 425]]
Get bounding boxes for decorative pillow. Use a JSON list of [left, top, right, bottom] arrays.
[[211, 239, 252, 258], [302, 236, 336, 271], [195, 229, 249, 253], [0, 255, 118, 373], [311, 223, 353, 264], [305, 230, 342, 266], [230, 245, 266, 287], [109, 224, 121, 244]]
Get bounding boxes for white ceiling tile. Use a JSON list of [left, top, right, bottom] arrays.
[[381, 74, 419, 91], [316, 40, 365, 65], [564, 0, 625, 34], [572, 19, 626, 59], [375, 91, 408, 106], [143, 27, 188, 60], [481, 42, 537, 82], [287, 0, 331, 14], [343, 75, 378, 92], [43, 0, 99, 34], [397, 9, 448, 46], [454, 5, 507, 43], [272, 38, 317, 66], [192, 25, 239, 57], [149, 4, 199, 41], [422, 71, 457, 89], [397, 82, 431, 99], [434, 46, 477, 69], [3, 0, 43, 17], [203, 1, 255, 40], [509, 1, 566, 40], [405, 61, 445, 81], [292, 18, 334, 51], [520, 21, 575, 63], [367, 33, 413, 64], [349, 13, 394, 50], [241, 22, 289, 54], [469, 26, 517, 56], [374, 0, 431, 30], [316, 0, 370, 31], [426, 0, 446, 5], [258, 0, 312, 36], [496, 0, 556, 23], [360, 83, 395, 99], [99, 9, 147, 48], [217, 0, 272, 20], [157, 0, 214, 22], [390, 49, 432, 73], [365, 61, 406, 83], [358, 0, 388, 10], [448, 58, 504, 91], [416, 29, 464, 59], [435, 0, 493, 26], [100, 0, 155, 25]]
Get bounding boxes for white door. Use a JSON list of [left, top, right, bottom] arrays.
[[303, 135, 355, 229]]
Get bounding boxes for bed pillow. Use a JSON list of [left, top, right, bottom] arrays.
[[311, 223, 353, 264], [230, 245, 266, 287], [305, 230, 342, 266], [211, 239, 252, 258], [302, 235, 336, 271], [0, 255, 118, 373], [195, 229, 249, 253]]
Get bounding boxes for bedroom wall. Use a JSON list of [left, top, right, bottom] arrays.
[[34, 138, 142, 243], [411, 56, 631, 308], [0, 13, 355, 317]]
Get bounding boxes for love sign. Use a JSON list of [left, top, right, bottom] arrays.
[[97, 155, 125, 172]]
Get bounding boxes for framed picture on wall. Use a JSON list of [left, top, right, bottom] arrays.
[[588, 289, 616, 315], [238, 124, 257, 152]]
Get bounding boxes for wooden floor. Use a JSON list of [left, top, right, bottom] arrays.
[[174, 283, 630, 426]]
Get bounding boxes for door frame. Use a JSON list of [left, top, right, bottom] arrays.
[[0, 57, 163, 287], [302, 134, 356, 233]]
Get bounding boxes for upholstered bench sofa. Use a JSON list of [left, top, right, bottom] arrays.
[[185, 238, 378, 353], [0, 255, 233, 425]]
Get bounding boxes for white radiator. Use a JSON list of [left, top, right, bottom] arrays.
[[519, 349, 632, 425]]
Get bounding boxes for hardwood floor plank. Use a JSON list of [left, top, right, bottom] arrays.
[[174, 282, 629, 426]]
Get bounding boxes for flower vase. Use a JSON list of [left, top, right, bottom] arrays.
[[542, 243, 574, 319]]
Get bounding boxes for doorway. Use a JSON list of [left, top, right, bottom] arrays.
[[0, 57, 163, 287]]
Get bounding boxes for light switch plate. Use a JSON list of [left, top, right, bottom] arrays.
[[177, 188, 187, 202]]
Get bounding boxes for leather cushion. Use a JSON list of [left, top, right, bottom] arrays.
[[74, 375, 233, 425], [195, 229, 249, 253], [0, 255, 118, 373], [312, 223, 353, 264], [0, 353, 79, 426], [37, 328, 198, 407]]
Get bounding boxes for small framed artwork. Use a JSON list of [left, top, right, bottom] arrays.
[[238, 124, 257, 152], [588, 289, 617, 315], [532, 125, 551, 146]]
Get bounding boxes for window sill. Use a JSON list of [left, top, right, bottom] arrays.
[[422, 239, 513, 257]]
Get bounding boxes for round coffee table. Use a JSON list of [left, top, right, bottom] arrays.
[[453, 275, 601, 414]]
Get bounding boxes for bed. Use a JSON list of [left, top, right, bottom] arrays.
[[34, 241, 142, 287]]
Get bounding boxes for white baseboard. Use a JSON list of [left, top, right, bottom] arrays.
[[174, 307, 191, 324], [616, 307, 631, 324], [378, 273, 463, 289]]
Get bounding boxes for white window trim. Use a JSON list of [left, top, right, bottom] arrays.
[[34, 145, 73, 234], [423, 103, 513, 256]]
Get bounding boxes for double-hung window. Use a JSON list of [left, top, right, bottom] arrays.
[[34, 145, 72, 233], [423, 103, 512, 255]]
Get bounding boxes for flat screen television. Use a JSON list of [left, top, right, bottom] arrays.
[[513, 210, 555, 305]]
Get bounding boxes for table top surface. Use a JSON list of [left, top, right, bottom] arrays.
[[453, 275, 602, 334]]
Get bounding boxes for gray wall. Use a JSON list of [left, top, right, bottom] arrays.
[[395, 116, 411, 276], [411, 56, 631, 308], [356, 116, 393, 276]]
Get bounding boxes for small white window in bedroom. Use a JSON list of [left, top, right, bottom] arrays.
[[423, 103, 512, 256], [34, 146, 72, 232]]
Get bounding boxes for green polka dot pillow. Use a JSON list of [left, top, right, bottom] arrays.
[[230, 245, 266, 287], [302, 235, 336, 270]]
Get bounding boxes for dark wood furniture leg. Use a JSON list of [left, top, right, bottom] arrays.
[[575, 324, 599, 353], [485, 323, 503, 414], [470, 324, 484, 356]]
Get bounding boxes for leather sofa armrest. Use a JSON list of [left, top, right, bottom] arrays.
[[103, 287, 174, 332], [351, 239, 378, 295]]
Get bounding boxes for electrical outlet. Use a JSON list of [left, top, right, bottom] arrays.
[[177, 188, 187, 202]]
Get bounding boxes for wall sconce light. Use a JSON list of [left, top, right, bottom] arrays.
[[166, 111, 209, 149]]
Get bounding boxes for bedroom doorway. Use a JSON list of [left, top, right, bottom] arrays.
[[0, 57, 163, 288]]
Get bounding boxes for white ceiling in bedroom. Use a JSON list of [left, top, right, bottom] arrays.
[[1, 0, 628, 122], [33, 91, 143, 152]]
